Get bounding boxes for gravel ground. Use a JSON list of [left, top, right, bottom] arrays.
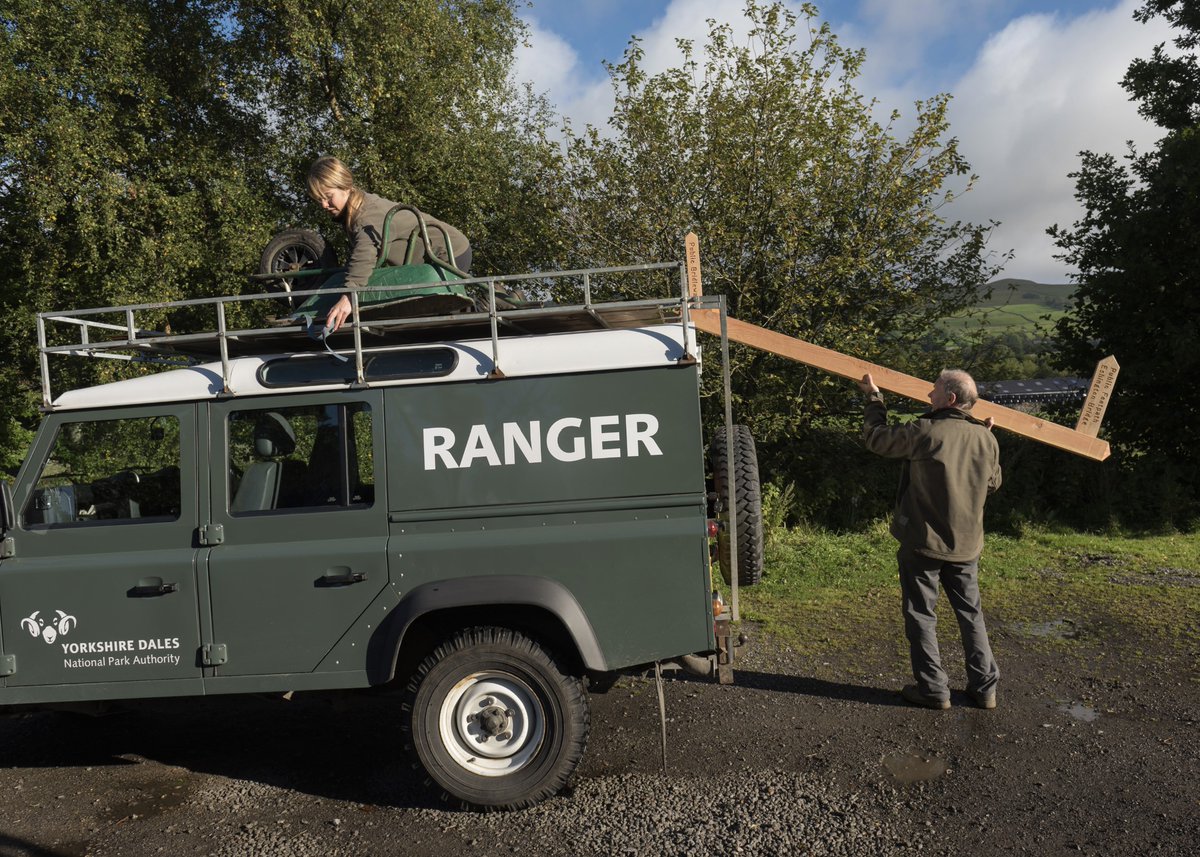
[[173, 767, 919, 857], [0, 600, 1195, 856]]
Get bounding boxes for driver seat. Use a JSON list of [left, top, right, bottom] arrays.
[[230, 412, 306, 512]]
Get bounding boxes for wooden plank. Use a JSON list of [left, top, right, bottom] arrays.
[[690, 309, 1111, 462], [1075, 355, 1119, 437]]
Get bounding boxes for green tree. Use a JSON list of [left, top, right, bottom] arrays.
[[1049, 0, 1200, 469], [0, 0, 277, 469], [0, 0, 560, 471], [555, 1, 1005, 446], [228, 0, 565, 274]]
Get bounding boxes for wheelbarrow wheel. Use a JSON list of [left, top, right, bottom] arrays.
[[258, 228, 338, 302]]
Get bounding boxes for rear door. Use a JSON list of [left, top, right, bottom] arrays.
[[204, 391, 387, 680], [0, 405, 204, 697]]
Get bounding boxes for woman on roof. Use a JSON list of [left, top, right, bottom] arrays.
[[307, 156, 472, 332]]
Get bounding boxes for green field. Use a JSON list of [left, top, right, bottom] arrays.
[[942, 278, 1075, 333]]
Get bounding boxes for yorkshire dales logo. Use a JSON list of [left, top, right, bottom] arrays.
[[20, 609, 77, 645], [19, 609, 182, 669]]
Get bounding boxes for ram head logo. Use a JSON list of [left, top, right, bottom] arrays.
[[20, 610, 77, 645]]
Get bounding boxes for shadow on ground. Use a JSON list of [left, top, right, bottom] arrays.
[[0, 692, 442, 811]]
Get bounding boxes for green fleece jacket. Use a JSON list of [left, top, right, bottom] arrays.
[[343, 192, 470, 287], [863, 397, 1001, 562]]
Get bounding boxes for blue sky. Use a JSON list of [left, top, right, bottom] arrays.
[[514, 0, 1176, 282]]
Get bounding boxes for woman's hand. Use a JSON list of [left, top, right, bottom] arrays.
[[325, 294, 352, 333]]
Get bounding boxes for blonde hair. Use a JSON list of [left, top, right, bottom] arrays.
[[307, 156, 365, 228]]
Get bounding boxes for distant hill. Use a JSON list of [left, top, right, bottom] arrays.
[[979, 278, 1074, 310], [942, 278, 1075, 333]]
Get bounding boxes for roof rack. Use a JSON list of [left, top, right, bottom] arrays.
[[37, 259, 714, 408]]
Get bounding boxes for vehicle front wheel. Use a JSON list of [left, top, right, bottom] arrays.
[[401, 626, 589, 810]]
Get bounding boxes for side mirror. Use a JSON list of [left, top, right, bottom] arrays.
[[0, 480, 14, 533]]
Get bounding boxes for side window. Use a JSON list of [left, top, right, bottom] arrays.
[[23, 416, 181, 526], [227, 402, 373, 515]]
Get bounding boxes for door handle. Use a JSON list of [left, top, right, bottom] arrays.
[[128, 577, 178, 598], [316, 567, 367, 587]]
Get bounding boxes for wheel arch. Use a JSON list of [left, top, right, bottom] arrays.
[[369, 576, 608, 685]]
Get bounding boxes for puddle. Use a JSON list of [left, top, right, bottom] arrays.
[[882, 751, 947, 784], [1077, 553, 1119, 567], [1011, 619, 1078, 639], [104, 782, 191, 822], [1110, 567, 1200, 588], [1059, 701, 1100, 722]]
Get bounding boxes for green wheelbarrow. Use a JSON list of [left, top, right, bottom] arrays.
[[252, 204, 475, 326]]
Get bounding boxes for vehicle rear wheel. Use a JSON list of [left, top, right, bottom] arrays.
[[401, 626, 589, 810], [257, 228, 338, 297], [710, 424, 764, 586]]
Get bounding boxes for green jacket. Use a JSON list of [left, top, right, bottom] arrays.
[[863, 396, 1001, 562], [344, 192, 470, 287]]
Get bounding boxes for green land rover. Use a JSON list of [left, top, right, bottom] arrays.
[[0, 256, 759, 809]]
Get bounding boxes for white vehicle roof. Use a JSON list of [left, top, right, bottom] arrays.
[[51, 324, 700, 411]]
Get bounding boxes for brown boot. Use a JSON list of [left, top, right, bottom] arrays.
[[966, 688, 997, 709], [901, 684, 950, 710]]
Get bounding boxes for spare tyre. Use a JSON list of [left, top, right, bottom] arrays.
[[710, 425, 764, 586], [258, 228, 338, 297]]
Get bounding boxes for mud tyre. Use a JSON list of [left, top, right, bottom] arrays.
[[401, 626, 590, 810], [710, 425, 764, 586]]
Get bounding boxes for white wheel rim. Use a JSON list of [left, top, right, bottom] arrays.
[[438, 670, 546, 777]]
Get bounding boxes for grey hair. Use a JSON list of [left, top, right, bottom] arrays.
[[938, 369, 979, 409]]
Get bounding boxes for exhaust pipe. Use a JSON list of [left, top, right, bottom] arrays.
[[667, 653, 715, 678]]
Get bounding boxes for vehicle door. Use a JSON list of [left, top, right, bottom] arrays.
[[205, 391, 387, 679], [0, 405, 204, 694]]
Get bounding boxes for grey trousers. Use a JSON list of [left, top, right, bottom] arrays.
[[898, 549, 999, 700]]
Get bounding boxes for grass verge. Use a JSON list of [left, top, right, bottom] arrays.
[[729, 522, 1200, 661]]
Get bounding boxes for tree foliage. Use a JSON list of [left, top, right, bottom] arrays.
[[0, 0, 277, 467], [1125, 0, 1200, 129], [227, 0, 563, 273], [554, 1, 1005, 445], [1050, 0, 1200, 470], [0, 0, 556, 470], [0, 0, 1006, 490]]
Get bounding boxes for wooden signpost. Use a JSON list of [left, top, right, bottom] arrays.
[[685, 233, 703, 298], [1075, 356, 1120, 437]]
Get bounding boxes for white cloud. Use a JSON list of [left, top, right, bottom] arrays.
[[628, 0, 755, 75], [848, 0, 981, 79], [943, 1, 1173, 282], [515, 0, 811, 133], [511, 17, 613, 131], [511, 18, 579, 97], [515, 0, 1175, 283]]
